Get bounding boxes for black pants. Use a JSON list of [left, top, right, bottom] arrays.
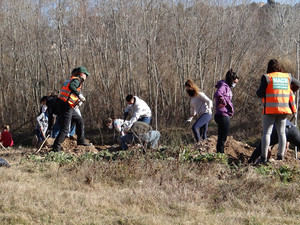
[[249, 125, 300, 163], [214, 114, 230, 153], [53, 99, 85, 150]]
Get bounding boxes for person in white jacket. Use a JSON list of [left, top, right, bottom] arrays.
[[123, 95, 152, 131], [185, 80, 213, 144]]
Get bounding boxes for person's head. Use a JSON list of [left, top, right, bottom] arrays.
[[184, 79, 199, 97], [104, 118, 113, 129], [40, 96, 48, 105], [126, 94, 135, 105], [3, 125, 9, 131], [72, 66, 90, 81], [225, 69, 239, 88], [267, 59, 282, 73]]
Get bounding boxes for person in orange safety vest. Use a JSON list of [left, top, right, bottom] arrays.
[[256, 59, 300, 163], [51, 66, 91, 152]]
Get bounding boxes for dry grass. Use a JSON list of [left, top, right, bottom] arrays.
[[0, 149, 300, 225]]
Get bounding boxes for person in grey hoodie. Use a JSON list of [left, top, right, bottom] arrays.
[[214, 69, 239, 153]]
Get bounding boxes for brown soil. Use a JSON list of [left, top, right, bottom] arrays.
[[18, 134, 300, 166], [193, 135, 299, 165]]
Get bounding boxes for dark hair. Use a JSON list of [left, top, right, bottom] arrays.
[[267, 59, 282, 73], [126, 94, 134, 102], [40, 96, 48, 103], [104, 118, 113, 125], [71, 67, 80, 76], [225, 69, 239, 86]]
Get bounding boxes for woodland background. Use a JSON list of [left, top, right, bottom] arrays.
[[0, 0, 299, 140]]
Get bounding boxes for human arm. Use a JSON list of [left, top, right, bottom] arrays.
[[291, 76, 300, 92], [256, 75, 268, 98], [198, 92, 213, 114]]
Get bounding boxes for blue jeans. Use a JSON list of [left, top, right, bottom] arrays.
[[192, 113, 212, 142], [143, 130, 160, 149], [52, 118, 76, 138], [120, 133, 135, 150], [138, 117, 151, 124]]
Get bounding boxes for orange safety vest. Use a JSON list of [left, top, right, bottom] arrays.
[[289, 91, 297, 113], [59, 76, 82, 108], [262, 72, 292, 114]]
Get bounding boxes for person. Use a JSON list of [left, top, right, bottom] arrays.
[[48, 66, 91, 151], [0, 125, 14, 148], [249, 120, 300, 164], [34, 96, 49, 146], [256, 59, 300, 163], [214, 69, 239, 153], [123, 95, 152, 130], [105, 118, 160, 150], [184, 79, 213, 144], [51, 80, 81, 139]]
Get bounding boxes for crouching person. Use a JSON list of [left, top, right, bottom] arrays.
[[105, 118, 160, 150]]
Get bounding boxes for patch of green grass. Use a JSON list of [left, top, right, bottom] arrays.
[[255, 164, 300, 183]]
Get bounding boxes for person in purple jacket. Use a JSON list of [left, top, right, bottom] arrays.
[[214, 69, 239, 153]]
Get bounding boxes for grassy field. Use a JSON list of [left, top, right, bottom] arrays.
[[0, 147, 300, 225]]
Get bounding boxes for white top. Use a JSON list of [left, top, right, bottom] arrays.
[[36, 111, 48, 136], [187, 92, 213, 121], [113, 119, 130, 136], [124, 96, 152, 129]]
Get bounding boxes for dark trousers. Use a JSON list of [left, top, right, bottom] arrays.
[[214, 114, 230, 153], [53, 100, 85, 150]]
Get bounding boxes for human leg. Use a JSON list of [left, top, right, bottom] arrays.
[[53, 104, 73, 151], [192, 113, 211, 142], [138, 117, 151, 124], [274, 115, 287, 159], [214, 114, 230, 153], [261, 114, 276, 161]]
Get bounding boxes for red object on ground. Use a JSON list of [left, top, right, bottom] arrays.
[[0, 130, 14, 147]]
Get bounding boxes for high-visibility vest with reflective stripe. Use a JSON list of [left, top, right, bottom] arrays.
[[262, 72, 292, 114], [289, 91, 297, 113], [59, 76, 82, 108]]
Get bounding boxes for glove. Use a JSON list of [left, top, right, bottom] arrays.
[[78, 94, 86, 102], [78, 101, 83, 106], [46, 129, 52, 136], [185, 118, 192, 126]]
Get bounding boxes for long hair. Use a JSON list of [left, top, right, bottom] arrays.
[[184, 79, 200, 96], [267, 59, 282, 73]]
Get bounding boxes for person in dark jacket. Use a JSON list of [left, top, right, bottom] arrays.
[[214, 69, 239, 153], [249, 120, 300, 164], [48, 67, 91, 151]]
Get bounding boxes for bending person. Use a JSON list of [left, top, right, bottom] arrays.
[[185, 79, 213, 144], [123, 95, 152, 129], [249, 120, 300, 163]]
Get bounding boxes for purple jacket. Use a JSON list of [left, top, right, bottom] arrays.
[[214, 80, 234, 117]]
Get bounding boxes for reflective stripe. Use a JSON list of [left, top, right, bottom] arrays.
[[265, 102, 290, 107], [265, 94, 290, 97], [58, 76, 81, 108]]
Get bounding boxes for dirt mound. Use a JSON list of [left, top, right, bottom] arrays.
[[194, 135, 253, 162], [40, 137, 98, 155], [194, 135, 299, 164]]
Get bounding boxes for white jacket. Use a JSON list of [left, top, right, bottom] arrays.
[[124, 96, 152, 129], [187, 92, 213, 121]]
